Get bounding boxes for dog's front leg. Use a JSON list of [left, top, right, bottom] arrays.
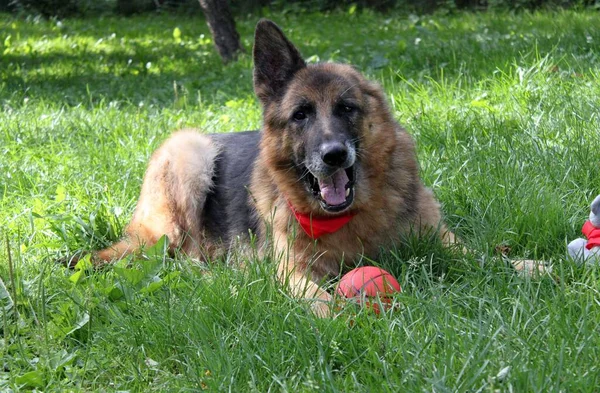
[[272, 239, 333, 317], [277, 262, 333, 317]]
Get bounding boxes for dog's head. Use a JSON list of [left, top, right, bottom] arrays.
[[253, 20, 397, 215]]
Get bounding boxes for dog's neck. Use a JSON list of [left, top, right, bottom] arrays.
[[286, 200, 355, 239]]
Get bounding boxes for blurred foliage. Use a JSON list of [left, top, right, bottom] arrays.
[[4, 0, 600, 18], [233, 0, 599, 13]]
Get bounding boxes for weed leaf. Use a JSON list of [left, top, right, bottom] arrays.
[[66, 312, 89, 336], [15, 370, 45, 388]]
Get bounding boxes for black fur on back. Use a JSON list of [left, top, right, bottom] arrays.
[[202, 131, 261, 243]]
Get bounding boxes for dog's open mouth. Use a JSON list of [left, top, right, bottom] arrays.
[[305, 166, 355, 213]]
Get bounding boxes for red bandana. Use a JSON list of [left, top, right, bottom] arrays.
[[582, 220, 600, 250], [287, 200, 355, 240]]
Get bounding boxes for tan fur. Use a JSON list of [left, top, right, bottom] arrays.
[[94, 130, 220, 264]]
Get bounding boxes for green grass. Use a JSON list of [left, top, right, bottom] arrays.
[[2, 8, 600, 392]]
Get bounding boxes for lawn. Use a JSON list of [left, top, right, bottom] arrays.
[[1, 7, 600, 392]]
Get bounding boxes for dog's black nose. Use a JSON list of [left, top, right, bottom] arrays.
[[321, 142, 348, 167]]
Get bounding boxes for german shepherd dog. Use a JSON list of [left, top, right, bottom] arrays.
[[85, 20, 457, 316]]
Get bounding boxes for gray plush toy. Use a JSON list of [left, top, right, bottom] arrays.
[[567, 195, 600, 264]]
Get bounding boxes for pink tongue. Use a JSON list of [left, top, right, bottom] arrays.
[[318, 169, 349, 206]]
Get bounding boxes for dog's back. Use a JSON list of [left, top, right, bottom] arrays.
[[202, 131, 261, 244]]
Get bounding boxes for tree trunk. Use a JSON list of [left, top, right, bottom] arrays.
[[198, 0, 243, 63]]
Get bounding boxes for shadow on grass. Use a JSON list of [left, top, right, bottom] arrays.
[[2, 11, 599, 108]]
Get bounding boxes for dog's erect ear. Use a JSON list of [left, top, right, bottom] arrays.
[[253, 19, 306, 104]]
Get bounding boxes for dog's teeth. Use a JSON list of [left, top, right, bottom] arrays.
[[320, 191, 325, 200], [345, 188, 350, 197]]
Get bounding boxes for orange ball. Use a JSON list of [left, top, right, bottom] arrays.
[[336, 266, 401, 313]]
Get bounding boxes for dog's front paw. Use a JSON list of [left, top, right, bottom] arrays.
[[307, 291, 334, 318], [310, 299, 333, 318], [511, 259, 552, 275]]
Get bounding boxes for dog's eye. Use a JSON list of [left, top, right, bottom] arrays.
[[292, 110, 307, 121], [338, 104, 357, 115], [292, 105, 312, 122]]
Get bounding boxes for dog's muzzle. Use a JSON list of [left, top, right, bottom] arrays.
[[304, 142, 356, 213]]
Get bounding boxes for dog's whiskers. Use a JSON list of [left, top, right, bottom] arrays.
[[339, 83, 359, 99]]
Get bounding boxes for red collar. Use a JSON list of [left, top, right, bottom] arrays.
[[582, 220, 600, 250], [287, 200, 356, 240]]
